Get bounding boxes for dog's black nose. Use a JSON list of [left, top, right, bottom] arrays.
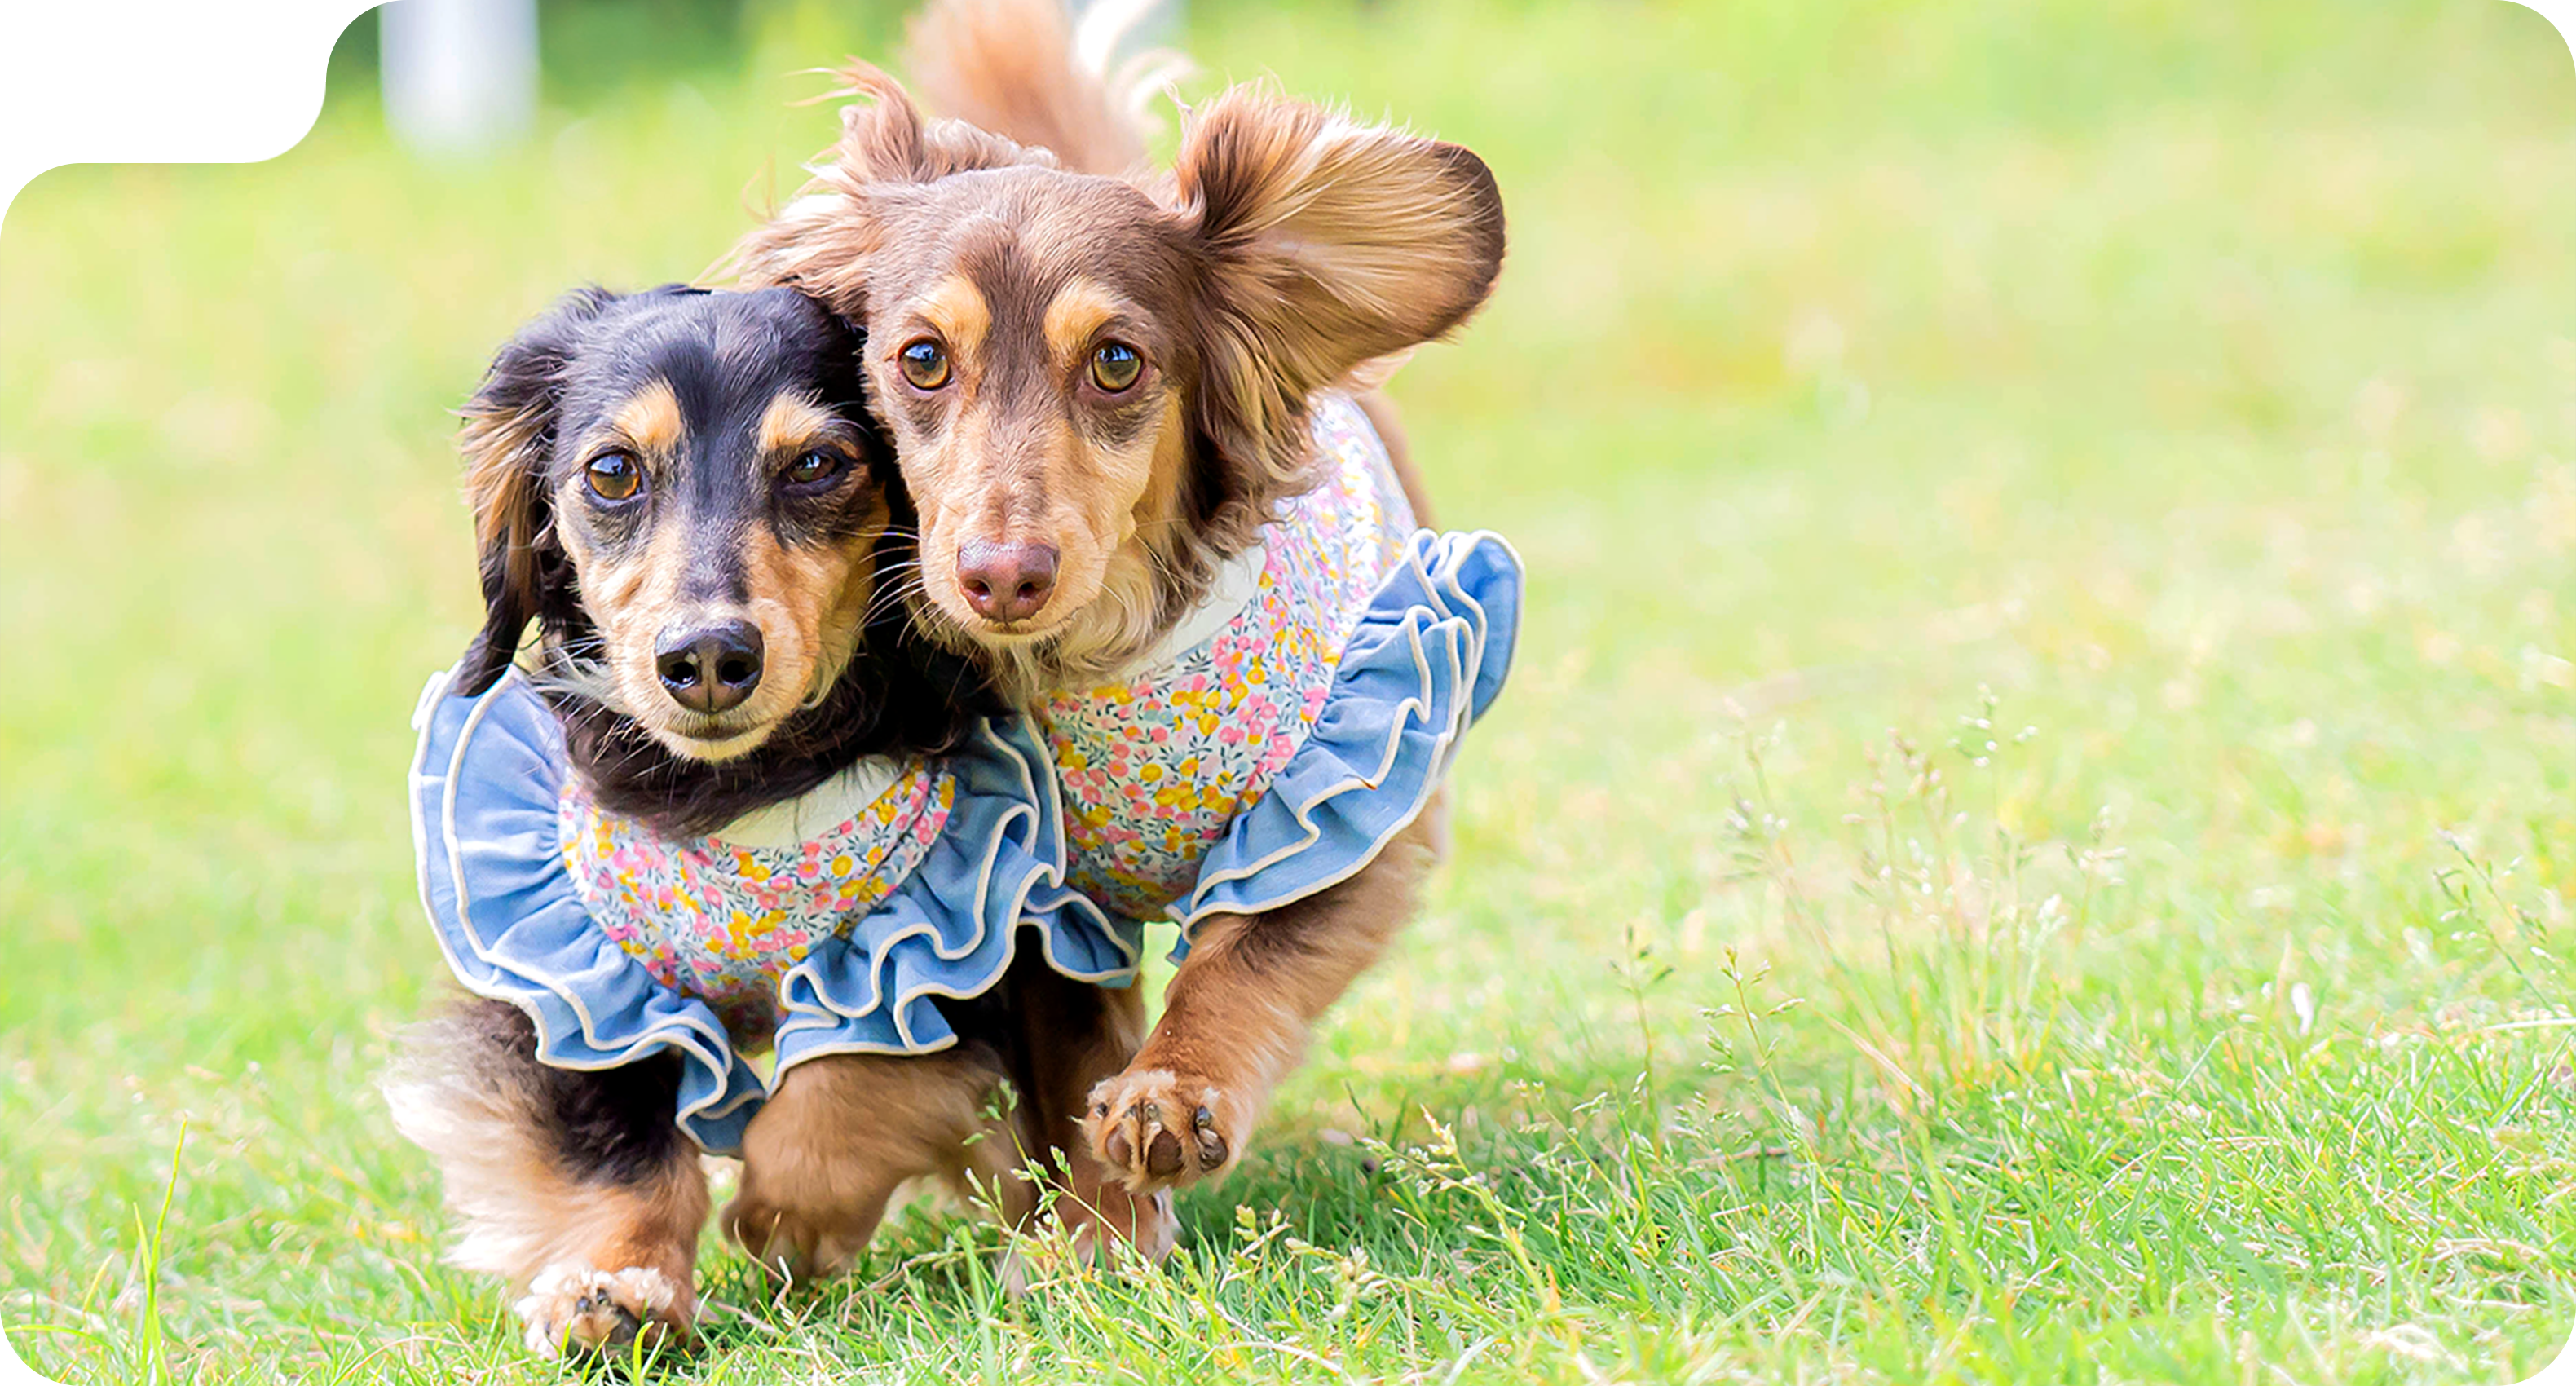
[[655, 620, 765, 715], [956, 540, 1061, 624]]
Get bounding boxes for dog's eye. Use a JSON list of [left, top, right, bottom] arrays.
[[784, 448, 845, 488], [898, 340, 951, 390], [584, 451, 642, 501], [1090, 341, 1142, 393]]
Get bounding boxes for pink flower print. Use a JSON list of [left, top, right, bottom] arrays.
[[562, 762, 946, 1023]]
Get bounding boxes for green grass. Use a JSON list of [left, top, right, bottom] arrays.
[[7, 0, 2576, 1379]]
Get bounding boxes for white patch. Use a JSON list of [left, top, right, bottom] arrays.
[[712, 755, 907, 849], [1123, 543, 1264, 673]]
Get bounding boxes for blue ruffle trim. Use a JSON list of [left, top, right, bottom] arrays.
[[1170, 528, 1523, 947], [771, 718, 1140, 1068], [408, 666, 1139, 1155]]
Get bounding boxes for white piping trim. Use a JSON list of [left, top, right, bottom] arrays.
[[1167, 530, 1520, 937], [769, 719, 1141, 1065], [411, 665, 744, 1137]]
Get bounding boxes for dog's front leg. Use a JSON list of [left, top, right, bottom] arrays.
[[725, 1049, 1014, 1282], [386, 1000, 709, 1362], [1084, 808, 1443, 1194]]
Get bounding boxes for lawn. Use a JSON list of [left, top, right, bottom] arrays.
[[6, 0, 2576, 1381]]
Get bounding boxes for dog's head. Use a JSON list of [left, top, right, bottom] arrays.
[[457, 285, 924, 765], [735, 74, 1505, 686]]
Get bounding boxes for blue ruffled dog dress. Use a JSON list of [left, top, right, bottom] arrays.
[[407, 395, 1521, 1153], [408, 669, 1137, 1154]]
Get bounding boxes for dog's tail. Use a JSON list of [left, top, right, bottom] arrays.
[[902, 0, 1190, 177]]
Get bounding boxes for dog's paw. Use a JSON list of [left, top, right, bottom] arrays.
[[514, 1263, 691, 1361], [721, 1188, 875, 1285], [1061, 1184, 1178, 1266], [1084, 1068, 1246, 1193], [996, 1186, 1176, 1296]]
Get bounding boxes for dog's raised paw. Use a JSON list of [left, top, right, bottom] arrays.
[[515, 1263, 691, 1361], [1084, 1069, 1245, 1193]]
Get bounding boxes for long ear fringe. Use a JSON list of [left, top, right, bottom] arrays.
[[453, 289, 611, 695], [1171, 86, 1505, 534], [1175, 88, 1505, 344]]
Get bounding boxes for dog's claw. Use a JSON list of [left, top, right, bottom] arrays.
[[1193, 1105, 1228, 1170], [1087, 1074, 1242, 1191], [518, 1264, 686, 1361]]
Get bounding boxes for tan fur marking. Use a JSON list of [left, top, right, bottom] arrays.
[[916, 275, 991, 360], [461, 411, 544, 552], [1041, 277, 1127, 366], [1000, 389, 1193, 695], [739, 520, 881, 717], [756, 391, 841, 458], [557, 479, 884, 760], [610, 378, 686, 458], [579, 518, 694, 726]]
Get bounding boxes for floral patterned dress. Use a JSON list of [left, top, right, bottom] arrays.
[[1039, 394, 1525, 945], [558, 765, 954, 1038], [410, 670, 1135, 1154]]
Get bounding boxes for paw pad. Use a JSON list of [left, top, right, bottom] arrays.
[[516, 1264, 686, 1361], [1086, 1071, 1243, 1192]]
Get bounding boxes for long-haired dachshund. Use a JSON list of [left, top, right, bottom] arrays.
[[389, 285, 1166, 1358], [734, 0, 1518, 1216]]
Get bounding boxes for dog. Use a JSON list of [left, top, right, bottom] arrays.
[[388, 284, 1167, 1359], [733, 0, 1517, 1209]]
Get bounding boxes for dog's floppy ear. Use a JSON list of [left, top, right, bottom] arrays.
[[1171, 87, 1506, 482], [455, 287, 615, 695], [729, 66, 1048, 302]]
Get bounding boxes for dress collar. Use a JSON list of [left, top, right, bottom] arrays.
[[702, 756, 909, 849], [1119, 541, 1268, 678]]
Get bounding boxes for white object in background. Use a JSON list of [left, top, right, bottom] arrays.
[[379, 0, 539, 157]]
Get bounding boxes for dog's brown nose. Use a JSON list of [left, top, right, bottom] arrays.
[[655, 620, 764, 715], [956, 540, 1060, 623]]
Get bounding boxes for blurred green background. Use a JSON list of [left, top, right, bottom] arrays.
[[7, 2, 2576, 1381]]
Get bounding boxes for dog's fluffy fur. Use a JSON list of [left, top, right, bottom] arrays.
[[731, 0, 1506, 1200], [390, 285, 1162, 1360]]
